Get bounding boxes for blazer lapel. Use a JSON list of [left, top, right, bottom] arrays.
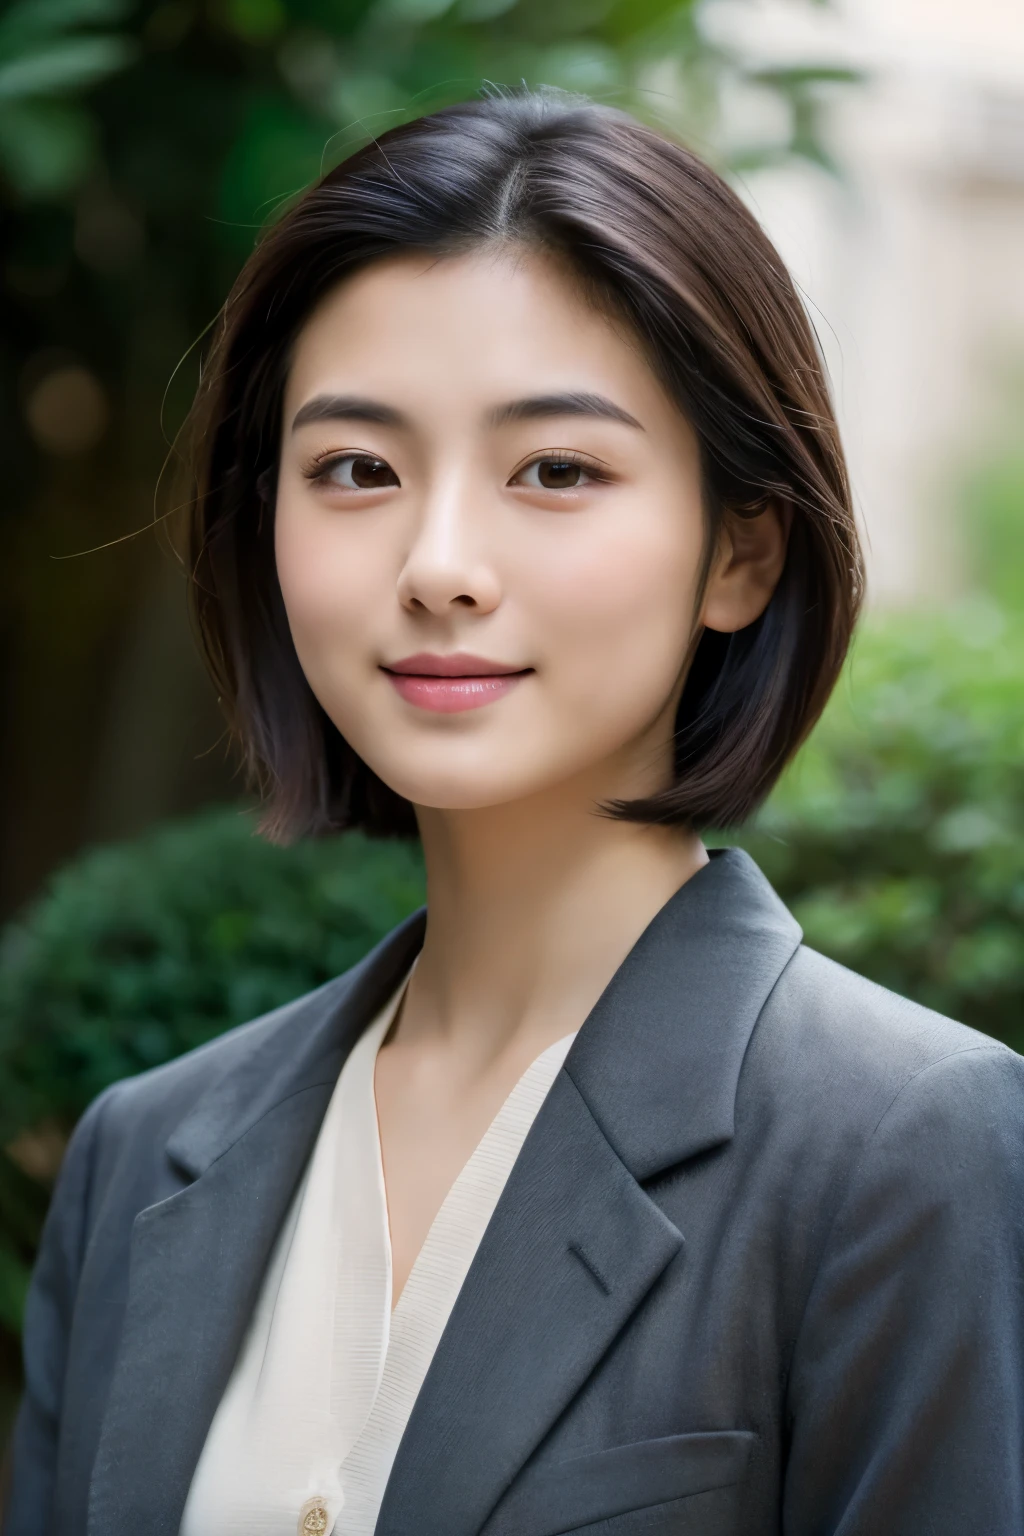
[[375, 1072, 684, 1536], [87, 910, 426, 1536], [378, 849, 802, 1536]]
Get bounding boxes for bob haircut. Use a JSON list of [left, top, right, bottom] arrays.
[[185, 88, 863, 841]]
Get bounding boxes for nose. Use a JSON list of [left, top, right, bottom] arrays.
[[396, 472, 502, 617]]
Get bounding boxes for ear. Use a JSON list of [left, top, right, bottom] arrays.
[[700, 500, 791, 634]]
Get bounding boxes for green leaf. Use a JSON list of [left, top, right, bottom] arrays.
[[0, 36, 136, 102], [0, 0, 131, 52], [750, 64, 863, 89], [374, 0, 458, 20]]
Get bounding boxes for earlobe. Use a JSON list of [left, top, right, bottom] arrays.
[[700, 501, 791, 634]]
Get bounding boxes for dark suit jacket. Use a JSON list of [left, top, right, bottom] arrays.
[[5, 849, 1024, 1535]]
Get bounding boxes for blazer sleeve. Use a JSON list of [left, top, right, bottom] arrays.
[[783, 1043, 1024, 1536], [2, 1084, 118, 1534]]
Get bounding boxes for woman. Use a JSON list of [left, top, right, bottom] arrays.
[[6, 90, 1023, 1536]]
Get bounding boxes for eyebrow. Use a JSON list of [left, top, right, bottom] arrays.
[[291, 395, 406, 432], [486, 392, 644, 430], [290, 390, 644, 434]]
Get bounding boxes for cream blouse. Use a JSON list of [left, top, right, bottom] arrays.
[[179, 974, 577, 1536]]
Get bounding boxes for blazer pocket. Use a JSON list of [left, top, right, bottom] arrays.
[[490, 1430, 757, 1536]]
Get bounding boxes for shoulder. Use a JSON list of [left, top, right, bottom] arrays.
[[774, 967, 1024, 1534], [741, 942, 1024, 1174], [58, 907, 425, 1202], [65, 970, 355, 1203], [99, 972, 352, 1132], [768, 942, 1017, 1079]]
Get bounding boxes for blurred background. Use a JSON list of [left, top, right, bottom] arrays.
[[0, 0, 1022, 1442]]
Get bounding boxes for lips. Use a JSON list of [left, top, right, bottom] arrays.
[[385, 652, 526, 677], [382, 653, 531, 713]]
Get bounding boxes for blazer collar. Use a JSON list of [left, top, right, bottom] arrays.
[[164, 904, 428, 1180], [168, 845, 798, 1186], [567, 845, 801, 1178]]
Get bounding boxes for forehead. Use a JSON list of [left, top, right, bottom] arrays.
[[282, 246, 671, 420]]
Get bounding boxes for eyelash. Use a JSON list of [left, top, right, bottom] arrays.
[[301, 448, 613, 489], [511, 449, 613, 488]]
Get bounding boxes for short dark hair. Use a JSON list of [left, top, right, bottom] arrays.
[[184, 88, 863, 840]]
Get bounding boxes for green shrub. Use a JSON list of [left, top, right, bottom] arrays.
[[736, 597, 1024, 1054], [0, 818, 425, 1345], [0, 816, 426, 1147]]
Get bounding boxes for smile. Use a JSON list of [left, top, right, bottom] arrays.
[[382, 653, 533, 714]]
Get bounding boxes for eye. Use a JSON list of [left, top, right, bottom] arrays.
[[511, 453, 608, 492], [311, 453, 400, 491]]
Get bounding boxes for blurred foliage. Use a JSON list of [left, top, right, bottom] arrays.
[[0, 818, 426, 1349], [0, 1, 136, 199], [0, 818, 425, 1148], [965, 457, 1024, 613], [0, 0, 850, 233], [738, 447, 1024, 1051], [740, 599, 1024, 1056]]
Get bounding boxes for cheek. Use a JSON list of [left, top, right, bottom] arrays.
[[520, 507, 702, 697], [274, 503, 384, 663]]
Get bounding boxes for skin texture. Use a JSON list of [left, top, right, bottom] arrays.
[[276, 248, 787, 1305]]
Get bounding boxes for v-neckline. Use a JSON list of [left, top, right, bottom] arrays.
[[361, 980, 578, 1315]]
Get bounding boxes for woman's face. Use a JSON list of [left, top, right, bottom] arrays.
[[276, 248, 739, 814]]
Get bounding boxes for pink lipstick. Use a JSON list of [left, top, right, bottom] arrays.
[[382, 653, 531, 714]]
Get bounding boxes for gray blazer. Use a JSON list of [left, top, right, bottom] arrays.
[[5, 849, 1024, 1535]]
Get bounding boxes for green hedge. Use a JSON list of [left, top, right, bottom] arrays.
[[0, 825, 426, 1347], [739, 596, 1024, 1055], [0, 595, 1021, 1369], [0, 822, 426, 1149]]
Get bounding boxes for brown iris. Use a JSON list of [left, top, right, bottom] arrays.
[[536, 459, 582, 488], [348, 455, 398, 488]]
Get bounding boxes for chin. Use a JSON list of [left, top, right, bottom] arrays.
[[367, 751, 557, 815], [383, 775, 527, 814]]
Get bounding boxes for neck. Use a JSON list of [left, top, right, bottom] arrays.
[[404, 775, 707, 1067]]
